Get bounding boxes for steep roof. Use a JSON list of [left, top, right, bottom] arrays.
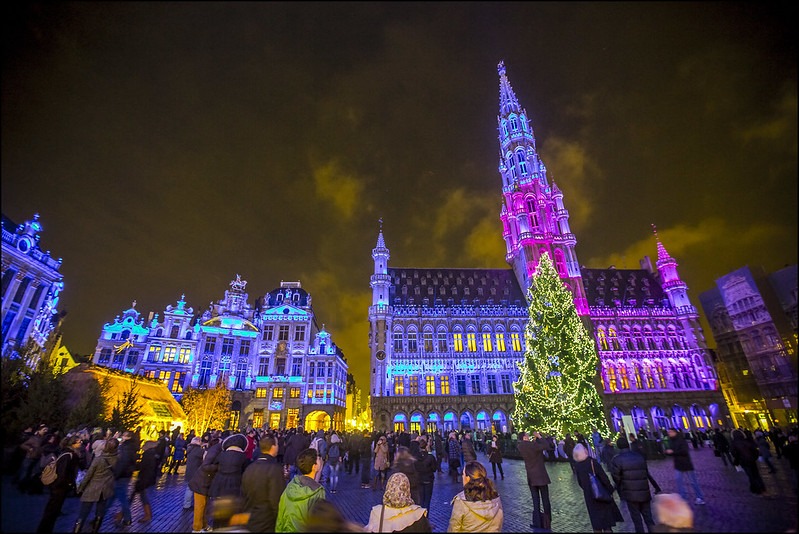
[[580, 267, 667, 308]]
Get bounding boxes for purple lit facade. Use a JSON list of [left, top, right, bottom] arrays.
[[1, 213, 64, 363], [92, 278, 348, 431], [370, 63, 729, 435]]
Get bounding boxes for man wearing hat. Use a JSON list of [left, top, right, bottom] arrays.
[[610, 436, 655, 533]]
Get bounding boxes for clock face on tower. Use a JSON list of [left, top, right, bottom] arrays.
[[376, 350, 386, 361]]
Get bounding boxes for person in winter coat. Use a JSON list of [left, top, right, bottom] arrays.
[[36, 435, 83, 533], [487, 436, 504, 480], [447, 461, 503, 533], [189, 437, 221, 532], [360, 430, 374, 488], [573, 444, 623, 533], [392, 447, 421, 505], [564, 434, 577, 473], [754, 430, 777, 473], [110, 431, 137, 526], [326, 433, 344, 494], [242, 435, 285, 533], [183, 437, 204, 510], [374, 436, 391, 490], [461, 431, 477, 463], [169, 433, 187, 474], [414, 438, 437, 511], [730, 429, 766, 495], [518, 431, 554, 531], [610, 437, 654, 533], [365, 472, 432, 533], [664, 428, 705, 505], [276, 448, 326, 532], [129, 440, 159, 524], [711, 428, 734, 467], [74, 438, 119, 534], [447, 433, 462, 483], [209, 434, 250, 499]]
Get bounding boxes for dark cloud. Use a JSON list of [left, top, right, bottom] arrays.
[[3, 3, 796, 389]]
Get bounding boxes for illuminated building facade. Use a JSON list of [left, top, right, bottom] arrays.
[[1, 213, 64, 362], [370, 62, 728, 435], [93, 277, 347, 431], [699, 265, 798, 429]]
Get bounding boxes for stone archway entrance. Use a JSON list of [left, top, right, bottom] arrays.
[[305, 410, 331, 432]]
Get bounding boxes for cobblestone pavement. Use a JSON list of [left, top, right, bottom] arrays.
[[3, 446, 797, 532]]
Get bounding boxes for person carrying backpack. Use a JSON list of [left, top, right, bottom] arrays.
[[36, 436, 83, 533], [326, 433, 343, 494]]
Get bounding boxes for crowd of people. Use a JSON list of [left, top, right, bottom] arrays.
[[6, 421, 799, 533]]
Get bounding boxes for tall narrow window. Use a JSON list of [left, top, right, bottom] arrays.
[[394, 376, 405, 395], [204, 337, 216, 355], [178, 347, 191, 364], [291, 358, 302, 376], [163, 346, 177, 363], [437, 332, 448, 352], [619, 365, 630, 390], [440, 376, 450, 395], [239, 340, 251, 357], [278, 325, 290, 341], [394, 333, 403, 352], [221, 338, 234, 357], [407, 332, 418, 352], [147, 345, 161, 362], [308, 362, 315, 378], [606, 365, 617, 392], [263, 325, 274, 341], [198, 359, 212, 387], [495, 333, 506, 352], [171, 372, 185, 393], [482, 333, 493, 352], [294, 325, 306, 342], [423, 332, 434, 352], [500, 374, 512, 393], [409, 376, 419, 395], [511, 333, 522, 352], [471, 375, 481, 394], [517, 152, 528, 175], [467, 333, 477, 352], [453, 333, 463, 352], [457, 376, 467, 395], [487, 375, 498, 394], [426, 375, 435, 394]]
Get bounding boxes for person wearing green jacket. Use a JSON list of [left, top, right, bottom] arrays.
[[276, 448, 326, 532]]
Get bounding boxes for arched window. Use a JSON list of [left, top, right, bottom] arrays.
[[510, 115, 518, 131], [609, 327, 621, 351], [501, 120, 508, 136], [170, 325, 179, 338], [597, 328, 608, 351], [520, 114, 527, 131], [517, 151, 528, 175], [554, 249, 568, 278]]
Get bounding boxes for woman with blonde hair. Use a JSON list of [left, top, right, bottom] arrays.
[[365, 472, 431, 532], [447, 461, 503, 532]]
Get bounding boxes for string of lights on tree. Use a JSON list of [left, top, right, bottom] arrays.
[[512, 251, 611, 438]]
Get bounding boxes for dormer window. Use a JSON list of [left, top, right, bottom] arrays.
[[510, 116, 518, 131]]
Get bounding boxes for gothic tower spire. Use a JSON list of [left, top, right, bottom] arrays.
[[369, 222, 391, 399], [496, 61, 588, 314]]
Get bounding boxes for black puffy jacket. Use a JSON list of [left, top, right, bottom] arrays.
[[113, 440, 138, 480], [610, 450, 652, 503]]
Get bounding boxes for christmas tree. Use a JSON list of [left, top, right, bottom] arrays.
[[512, 251, 610, 438]]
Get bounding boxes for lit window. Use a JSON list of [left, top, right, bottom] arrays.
[[171, 372, 184, 393], [453, 333, 463, 352], [634, 366, 643, 389], [656, 363, 666, 388], [440, 376, 450, 395], [597, 330, 608, 351], [606, 365, 617, 392], [315, 389, 324, 398], [394, 377, 405, 395], [482, 333, 493, 352], [256, 387, 267, 398], [495, 333, 506, 352], [290, 387, 301, 398], [409, 376, 419, 395], [307, 389, 313, 398], [147, 345, 160, 362], [252, 409, 263, 429], [178, 347, 191, 364], [272, 388, 284, 399], [426, 376, 435, 395], [619, 365, 629, 390], [467, 333, 476, 352], [163, 346, 177, 363], [287, 408, 299, 428], [511, 333, 522, 352]]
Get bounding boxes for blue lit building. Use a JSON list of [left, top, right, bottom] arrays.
[[369, 63, 728, 435], [93, 277, 347, 431], [1, 213, 64, 362]]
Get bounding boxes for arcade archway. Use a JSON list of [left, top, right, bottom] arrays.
[[304, 410, 331, 432]]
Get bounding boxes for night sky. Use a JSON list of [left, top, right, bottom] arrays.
[[3, 3, 796, 391]]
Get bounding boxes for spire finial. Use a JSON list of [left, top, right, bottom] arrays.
[[651, 223, 659, 241], [379, 217, 383, 232], [132, 300, 137, 308], [497, 60, 506, 76]]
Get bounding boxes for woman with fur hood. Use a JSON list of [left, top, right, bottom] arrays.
[[365, 472, 431, 532], [209, 434, 251, 499], [447, 461, 503, 532]]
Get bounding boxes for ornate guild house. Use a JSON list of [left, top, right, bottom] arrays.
[[369, 62, 728, 435], [93, 277, 347, 431]]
